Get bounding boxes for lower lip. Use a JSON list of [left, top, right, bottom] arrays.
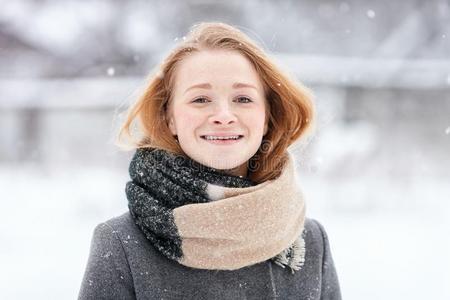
[[201, 136, 243, 145]]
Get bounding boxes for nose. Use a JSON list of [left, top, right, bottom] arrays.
[[209, 102, 237, 125]]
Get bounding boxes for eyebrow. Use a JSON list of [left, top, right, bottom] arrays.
[[183, 82, 258, 94]]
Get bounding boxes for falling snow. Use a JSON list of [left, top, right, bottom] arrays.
[[366, 9, 376, 19], [101, 251, 113, 258], [106, 67, 115, 76]]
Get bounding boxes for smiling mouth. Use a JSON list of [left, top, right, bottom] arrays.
[[200, 135, 244, 141]]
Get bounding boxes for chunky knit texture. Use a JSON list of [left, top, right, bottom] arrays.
[[126, 148, 306, 273]]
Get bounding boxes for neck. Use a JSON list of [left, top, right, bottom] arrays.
[[222, 162, 248, 178]]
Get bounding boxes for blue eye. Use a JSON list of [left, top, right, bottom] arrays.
[[236, 96, 252, 103], [192, 97, 209, 103]]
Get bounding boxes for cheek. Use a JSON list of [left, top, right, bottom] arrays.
[[173, 110, 203, 132], [243, 108, 267, 131]]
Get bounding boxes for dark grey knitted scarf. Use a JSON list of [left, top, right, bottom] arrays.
[[126, 147, 306, 273], [126, 147, 254, 258]]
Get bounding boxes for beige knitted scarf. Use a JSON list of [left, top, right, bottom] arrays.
[[127, 148, 306, 273]]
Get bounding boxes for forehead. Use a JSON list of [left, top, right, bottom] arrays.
[[172, 49, 264, 91]]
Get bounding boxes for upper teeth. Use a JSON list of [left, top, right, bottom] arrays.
[[203, 135, 240, 140]]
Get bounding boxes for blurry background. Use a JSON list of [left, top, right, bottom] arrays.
[[1, 0, 449, 299]]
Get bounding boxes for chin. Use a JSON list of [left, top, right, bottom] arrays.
[[199, 157, 246, 170]]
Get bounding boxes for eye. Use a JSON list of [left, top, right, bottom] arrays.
[[192, 97, 210, 103], [235, 96, 253, 103]]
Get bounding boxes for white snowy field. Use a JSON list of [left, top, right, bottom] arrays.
[[0, 164, 449, 300]]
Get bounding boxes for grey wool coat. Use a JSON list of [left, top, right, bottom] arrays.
[[78, 212, 341, 300]]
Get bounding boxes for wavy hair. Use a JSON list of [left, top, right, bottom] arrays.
[[118, 22, 315, 183]]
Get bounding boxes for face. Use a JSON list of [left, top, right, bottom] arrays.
[[166, 49, 268, 176]]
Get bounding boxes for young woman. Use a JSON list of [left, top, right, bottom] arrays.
[[78, 22, 341, 300]]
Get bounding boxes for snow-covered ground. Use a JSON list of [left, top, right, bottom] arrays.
[[1, 164, 448, 299], [303, 178, 450, 300]]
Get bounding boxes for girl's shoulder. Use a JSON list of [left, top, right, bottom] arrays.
[[92, 211, 155, 255], [304, 217, 332, 250], [99, 211, 137, 234], [301, 217, 337, 271], [89, 211, 140, 247]]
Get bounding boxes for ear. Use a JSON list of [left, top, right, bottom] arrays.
[[263, 121, 269, 136], [166, 112, 177, 135], [263, 102, 270, 136]]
